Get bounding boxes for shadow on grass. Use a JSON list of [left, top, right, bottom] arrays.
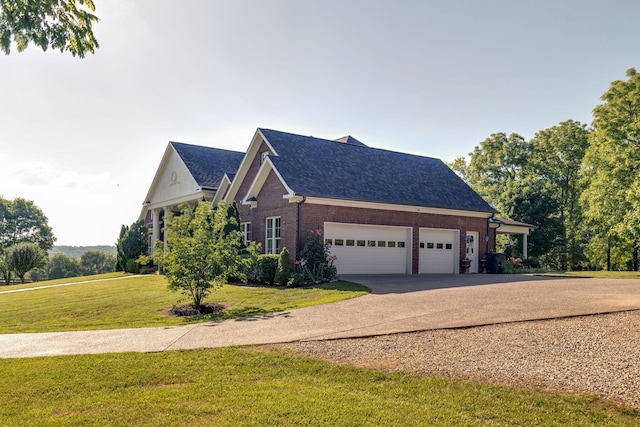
[[184, 307, 293, 323], [181, 281, 369, 324]]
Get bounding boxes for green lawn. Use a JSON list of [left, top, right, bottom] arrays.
[[541, 271, 640, 279], [1, 272, 129, 290], [0, 274, 369, 333], [0, 347, 636, 426]]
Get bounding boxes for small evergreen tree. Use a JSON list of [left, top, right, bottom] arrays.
[[115, 219, 148, 273], [275, 247, 293, 285]]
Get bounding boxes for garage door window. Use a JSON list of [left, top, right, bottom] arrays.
[[265, 216, 281, 254]]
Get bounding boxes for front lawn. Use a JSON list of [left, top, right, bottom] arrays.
[[0, 347, 636, 426], [540, 271, 640, 279], [0, 274, 369, 333]]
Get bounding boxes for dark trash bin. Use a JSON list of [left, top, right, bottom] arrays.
[[486, 252, 505, 274]]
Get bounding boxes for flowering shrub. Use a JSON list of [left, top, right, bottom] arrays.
[[298, 230, 337, 283], [502, 256, 545, 274]]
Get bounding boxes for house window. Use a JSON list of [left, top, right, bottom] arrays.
[[265, 216, 281, 254], [241, 222, 252, 246]]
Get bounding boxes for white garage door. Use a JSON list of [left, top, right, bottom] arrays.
[[324, 223, 411, 274], [419, 228, 458, 274]]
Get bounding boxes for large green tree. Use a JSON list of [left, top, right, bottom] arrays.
[[450, 132, 530, 216], [582, 68, 640, 270], [529, 120, 590, 269], [0, 0, 99, 57], [0, 197, 55, 283], [450, 124, 589, 268], [155, 201, 243, 309]]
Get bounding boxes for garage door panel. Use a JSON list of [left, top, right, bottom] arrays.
[[419, 228, 457, 274], [325, 223, 410, 275]]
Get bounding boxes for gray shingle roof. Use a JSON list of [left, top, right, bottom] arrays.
[[171, 142, 244, 190], [261, 129, 496, 213]]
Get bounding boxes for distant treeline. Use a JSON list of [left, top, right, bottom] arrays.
[[49, 245, 116, 259]]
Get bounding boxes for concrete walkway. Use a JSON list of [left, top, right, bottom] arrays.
[[1, 274, 639, 358]]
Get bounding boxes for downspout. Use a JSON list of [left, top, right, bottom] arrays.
[[296, 195, 307, 259], [486, 214, 492, 254]]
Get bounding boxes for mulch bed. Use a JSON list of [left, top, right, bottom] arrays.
[[170, 303, 225, 317]]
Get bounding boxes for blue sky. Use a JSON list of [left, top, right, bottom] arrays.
[[1, 0, 638, 246]]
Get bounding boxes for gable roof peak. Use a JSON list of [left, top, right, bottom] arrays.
[[334, 135, 367, 147]]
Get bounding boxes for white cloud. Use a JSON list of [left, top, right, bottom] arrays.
[[9, 162, 111, 192]]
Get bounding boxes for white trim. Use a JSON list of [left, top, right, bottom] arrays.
[[224, 128, 277, 203], [497, 224, 534, 234], [265, 216, 281, 254], [306, 196, 494, 218], [241, 157, 295, 205], [241, 222, 252, 246], [211, 173, 233, 207], [144, 191, 215, 212]]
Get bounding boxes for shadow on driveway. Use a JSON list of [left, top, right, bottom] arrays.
[[341, 274, 567, 294]]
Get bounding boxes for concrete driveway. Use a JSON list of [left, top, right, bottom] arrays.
[[1, 274, 639, 358]]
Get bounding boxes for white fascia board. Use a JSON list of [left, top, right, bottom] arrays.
[[145, 190, 215, 212], [496, 224, 533, 235], [139, 142, 178, 219], [225, 128, 277, 203], [304, 196, 494, 218], [241, 157, 294, 205], [212, 174, 232, 207]]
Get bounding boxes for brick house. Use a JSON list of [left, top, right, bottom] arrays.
[[218, 128, 498, 274]]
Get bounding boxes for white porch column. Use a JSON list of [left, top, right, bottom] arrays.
[[163, 207, 170, 252], [522, 233, 528, 259], [151, 208, 160, 254]]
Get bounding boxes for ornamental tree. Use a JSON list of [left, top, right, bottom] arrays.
[[7, 242, 46, 284], [155, 201, 243, 309]]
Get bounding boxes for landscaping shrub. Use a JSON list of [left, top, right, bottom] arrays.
[[298, 231, 337, 283], [257, 255, 279, 285], [275, 248, 293, 285]]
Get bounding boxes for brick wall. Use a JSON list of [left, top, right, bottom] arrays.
[[300, 203, 493, 274]]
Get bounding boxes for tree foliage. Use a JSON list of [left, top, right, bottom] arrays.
[[450, 122, 589, 269], [529, 120, 590, 269], [7, 242, 46, 283], [0, 197, 55, 283], [80, 250, 115, 275], [115, 220, 148, 273], [155, 201, 243, 308], [582, 68, 640, 270], [47, 252, 82, 279], [0, 0, 99, 57]]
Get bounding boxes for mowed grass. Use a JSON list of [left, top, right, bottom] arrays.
[[1, 272, 129, 291], [541, 270, 640, 279], [0, 274, 369, 333], [0, 347, 637, 426]]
